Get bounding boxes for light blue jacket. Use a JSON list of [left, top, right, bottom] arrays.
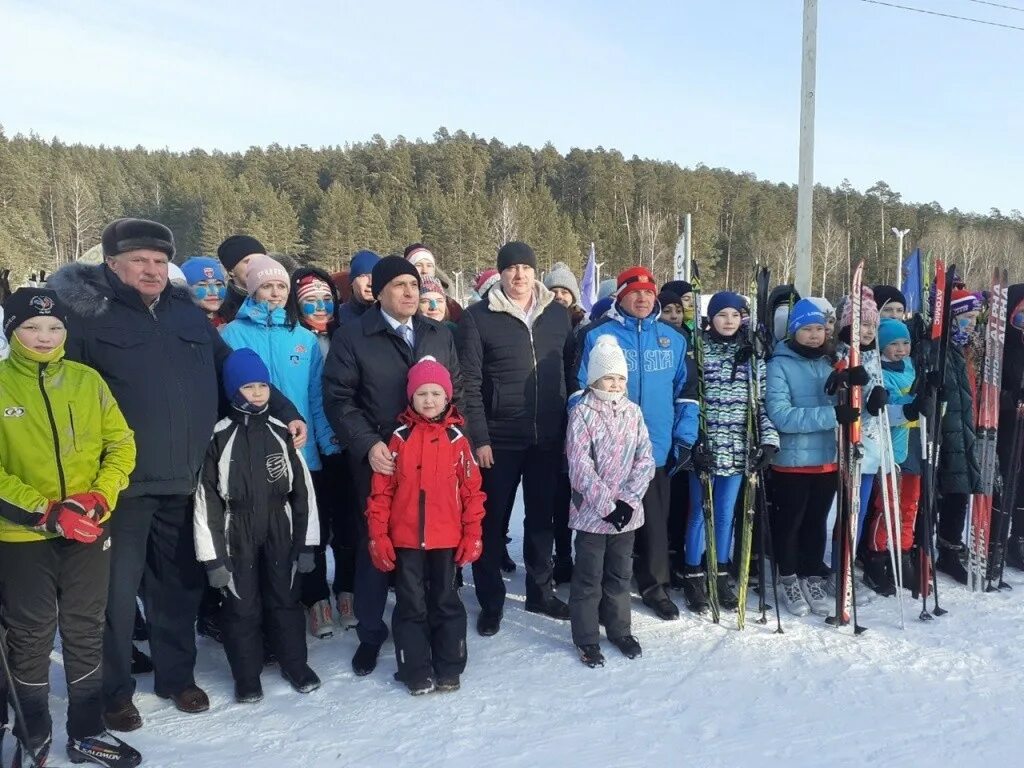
[[221, 299, 339, 470], [765, 341, 839, 468], [576, 304, 698, 467]]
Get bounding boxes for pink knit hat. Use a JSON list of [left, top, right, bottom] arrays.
[[840, 286, 879, 330], [407, 356, 453, 401], [474, 268, 500, 296], [245, 255, 290, 296]]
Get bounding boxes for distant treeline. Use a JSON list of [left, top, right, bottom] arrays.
[[1, 126, 1021, 296]]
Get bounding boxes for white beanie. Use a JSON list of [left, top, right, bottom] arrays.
[[167, 262, 187, 287], [808, 296, 836, 318], [773, 304, 790, 342], [406, 246, 435, 268], [587, 335, 628, 386]]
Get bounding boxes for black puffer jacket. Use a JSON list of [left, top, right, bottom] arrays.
[[216, 282, 247, 324], [47, 263, 301, 497], [456, 282, 574, 450], [939, 343, 982, 494], [322, 305, 461, 462]]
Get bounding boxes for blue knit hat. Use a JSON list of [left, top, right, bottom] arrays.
[[787, 299, 827, 334], [708, 291, 745, 319], [180, 256, 226, 286], [878, 318, 910, 351], [590, 295, 613, 321], [349, 250, 381, 282], [223, 348, 270, 400]]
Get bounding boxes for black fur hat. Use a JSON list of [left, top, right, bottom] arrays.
[[102, 218, 175, 260]]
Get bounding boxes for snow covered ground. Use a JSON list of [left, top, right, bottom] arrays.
[[16, 493, 1024, 768]]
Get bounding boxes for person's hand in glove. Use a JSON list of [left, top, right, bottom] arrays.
[[834, 403, 860, 426], [63, 492, 109, 521], [693, 442, 716, 474], [455, 531, 483, 567], [207, 564, 231, 590], [903, 390, 935, 421], [368, 534, 396, 572], [669, 443, 694, 477], [865, 386, 889, 416], [603, 500, 634, 532], [748, 444, 779, 473], [40, 500, 103, 544], [296, 550, 316, 574], [825, 365, 870, 395]]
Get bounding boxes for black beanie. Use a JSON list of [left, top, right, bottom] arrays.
[[101, 218, 175, 260], [371, 255, 421, 299], [872, 285, 907, 313], [497, 241, 538, 272], [218, 235, 266, 272], [662, 280, 693, 297], [3, 288, 69, 340]]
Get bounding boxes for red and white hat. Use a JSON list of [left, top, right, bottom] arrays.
[[616, 267, 657, 300]]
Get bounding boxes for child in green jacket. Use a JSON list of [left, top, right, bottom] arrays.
[[0, 288, 139, 768]]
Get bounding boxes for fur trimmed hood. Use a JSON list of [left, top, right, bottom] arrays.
[[47, 262, 192, 320]]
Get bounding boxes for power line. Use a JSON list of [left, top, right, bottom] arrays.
[[965, 0, 1024, 13], [857, 0, 1024, 31]]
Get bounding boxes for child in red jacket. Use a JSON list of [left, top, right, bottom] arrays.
[[365, 356, 485, 695]]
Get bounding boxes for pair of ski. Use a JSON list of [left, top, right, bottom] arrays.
[[690, 262, 780, 632], [967, 268, 1010, 591]]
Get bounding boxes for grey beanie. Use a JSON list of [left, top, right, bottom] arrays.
[[598, 278, 617, 300], [543, 262, 581, 304]]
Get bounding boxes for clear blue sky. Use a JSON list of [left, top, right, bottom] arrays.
[[3, 0, 1021, 214]]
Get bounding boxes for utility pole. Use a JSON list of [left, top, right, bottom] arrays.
[[795, 0, 818, 296], [891, 227, 909, 286]]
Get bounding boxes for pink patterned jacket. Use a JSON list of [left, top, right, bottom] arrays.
[[566, 390, 656, 535]]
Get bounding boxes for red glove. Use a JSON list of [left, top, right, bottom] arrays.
[[64, 492, 110, 520], [368, 535, 396, 572], [455, 534, 483, 567], [42, 501, 103, 544]]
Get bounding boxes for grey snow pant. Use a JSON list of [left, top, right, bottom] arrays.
[[569, 529, 635, 646]]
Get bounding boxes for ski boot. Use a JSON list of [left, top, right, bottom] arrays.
[[715, 563, 739, 610], [680, 565, 709, 613], [68, 731, 142, 767], [936, 538, 969, 585], [862, 551, 896, 596], [901, 548, 921, 594], [609, 634, 642, 659]]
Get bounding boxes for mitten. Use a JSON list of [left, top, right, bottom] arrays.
[[834, 404, 860, 426], [207, 564, 231, 590], [41, 501, 103, 544], [297, 551, 316, 574], [368, 535, 396, 572], [455, 532, 483, 567], [866, 386, 889, 416], [602, 500, 634, 532]]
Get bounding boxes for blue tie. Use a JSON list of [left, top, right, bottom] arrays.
[[401, 324, 413, 349]]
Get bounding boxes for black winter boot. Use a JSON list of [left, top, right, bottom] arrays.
[[680, 565, 709, 613], [862, 551, 896, 596], [936, 539, 968, 585], [715, 563, 739, 610], [901, 548, 920, 593]]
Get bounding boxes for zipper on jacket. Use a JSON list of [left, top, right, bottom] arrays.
[[68, 404, 77, 451], [637, 322, 644, 409], [528, 326, 539, 444], [418, 489, 427, 549], [38, 364, 67, 499]]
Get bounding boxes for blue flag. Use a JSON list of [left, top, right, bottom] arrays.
[[902, 248, 923, 314], [580, 242, 598, 312]]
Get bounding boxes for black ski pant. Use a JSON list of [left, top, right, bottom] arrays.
[[349, 454, 390, 647], [0, 535, 110, 743], [553, 471, 573, 563], [570, 530, 635, 646], [633, 468, 670, 597], [996, 407, 1024, 538], [393, 549, 466, 684], [668, 469, 690, 571], [769, 471, 836, 578], [473, 445, 559, 616], [302, 454, 359, 607], [221, 547, 307, 686], [938, 492, 969, 546], [103, 494, 204, 709]]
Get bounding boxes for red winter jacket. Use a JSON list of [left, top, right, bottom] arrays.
[[365, 406, 485, 550]]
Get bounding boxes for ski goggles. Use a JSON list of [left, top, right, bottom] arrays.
[[301, 298, 334, 315], [191, 283, 226, 300]]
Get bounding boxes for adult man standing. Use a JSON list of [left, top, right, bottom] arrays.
[[48, 218, 306, 732], [576, 266, 698, 620], [457, 241, 575, 636], [338, 249, 380, 324], [323, 255, 461, 676]]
